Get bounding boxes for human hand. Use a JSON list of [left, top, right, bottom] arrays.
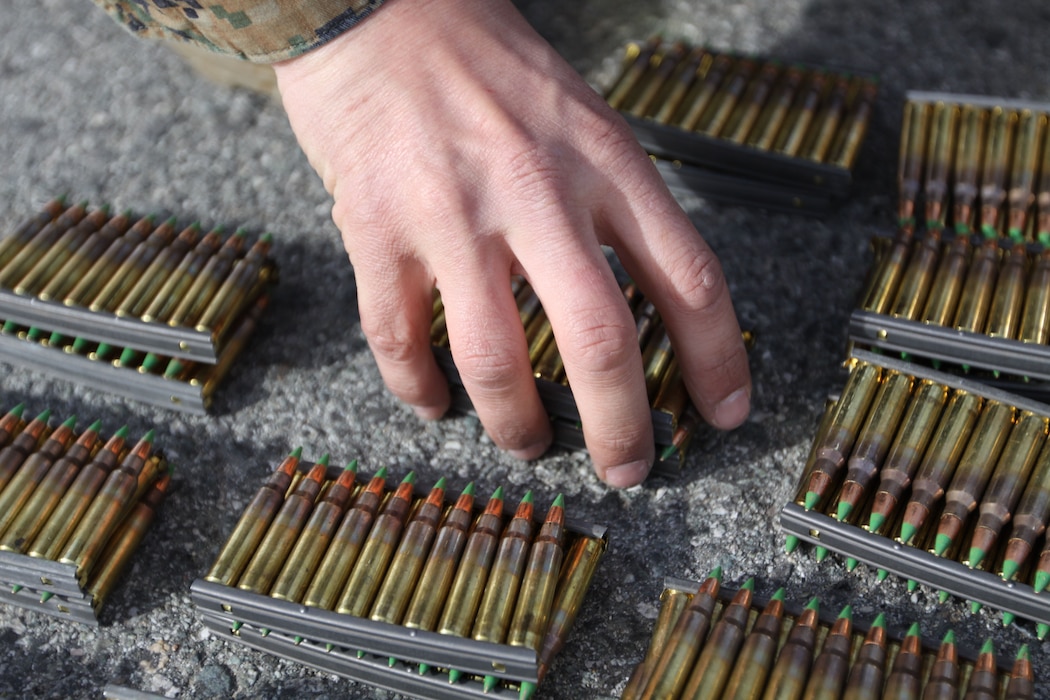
[[272, 0, 751, 487]]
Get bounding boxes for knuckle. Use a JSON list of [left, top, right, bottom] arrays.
[[564, 310, 637, 378], [662, 247, 730, 317], [452, 335, 521, 393], [361, 317, 426, 365]]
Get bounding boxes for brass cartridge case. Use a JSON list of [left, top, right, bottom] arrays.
[[922, 632, 960, 698], [1006, 646, 1035, 700], [962, 641, 998, 700], [89, 217, 179, 312], [236, 460, 327, 594], [841, 616, 887, 700], [0, 202, 90, 289], [774, 71, 827, 157], [0, 409, 51, 495], [921, 235, 971, 326], [952, 105, 987, 232], [140, 228, 222, 322], [760, 602, 819, 700], [1001, 438, 1050, 579], [978, 107, 1017, 237], [10, 207, 109, 295], [336, 472, 416, 617], [36, 212, 135, 302], [27, 428, 127, 560], [890, 232, 942, 320], [836, 370, 913, 521], [437, 486, 504, 637], [167, 229, 247, 328], [269, 462, 358, 603], [830, 78, 878, 169], [723, 61, 781, 144], [898, 101, 931, 228], [803, 361, 882, 510], [642, 328, 675, 402], [923, 102, 960, 229], [535, 533, 606, 682], [369, 477, 447, 624], [986, 243, 1030, 338], [748, 65, 804, 152], [1018, 247, 1050, 343], [62, 216, 164, 308], [402, 483, 476, 631], [85, 471, 169, 608], [204, 449, 301, 586], [115, 223, 201, 318], [0, 418, 89, 540], [721, 590, 785, 700], [605, 38, 661, 111], [506, 495, 566, 652], [639, 571, 721, 700], [195, 234, 274, 339], [652, 49, 709, 125], [302, 468, 388, 610], [57, 432, 156, 582], [861, 233, 913, 314], [674, 53, 734, 131], [868, 379, 949, 532], [680, 583, 753, 699], [953, 239, 1001, 332], [1007, 110, 1045, 239], [471, 492, 535, 644], [967, 412, 1048, 567], [803, 74, 851, 163], [696, 58, 757, 137], [625, 43, 687, 119], [0, 197, 69, 270]]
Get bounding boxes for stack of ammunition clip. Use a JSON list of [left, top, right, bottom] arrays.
[[430, 277, 750, 477], [606, 38, 879, 213], [850, 93, 1050, 388], [780, 350, 1050, 633], [0, 197, 278, 414], [0, 403, 169, 625], [191, 450, 607, 700], [621, 572, 1035, 699]]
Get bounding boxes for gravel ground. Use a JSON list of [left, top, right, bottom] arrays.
[[1, 1, 1049, 698]]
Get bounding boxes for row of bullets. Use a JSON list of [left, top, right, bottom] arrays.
[[621, 570, 1035, 700], [789, 358, 1050, 622], [429, 277, 716, 471], [0, 196, 276, 348], [897, 96, 1050, 242], [605, 38, 878, 169], [0, 403, 168, 620], [859, 231, 1050, 345], [201, 451, 606, 698]]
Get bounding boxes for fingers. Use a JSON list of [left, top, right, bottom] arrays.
[[512, 218, 655, 487], [600, 157, 752, 431], [439, 270, 552, 459], [353, 254, 451, 421]]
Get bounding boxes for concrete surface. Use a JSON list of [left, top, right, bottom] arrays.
[[0, 0, 1048, 697]]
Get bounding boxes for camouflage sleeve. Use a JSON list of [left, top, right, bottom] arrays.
[[91, 0, 386, 64]]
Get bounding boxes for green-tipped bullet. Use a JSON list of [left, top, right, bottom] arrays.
[[11, 584, 22, 594], [387, 657, 397, 668], [1034, 570, 1050, 593], [934, 533, 951, 557], [938, 590, 950, 604], [1002, 611, 1016, 627], [970, 601, 982, 613], [483, 675, 499, 693], [260, 628, 269, 637], [846, 557, 858, 572], [804, 491, 819, 510], [876, 569, 888, 582], [784, 535, 799, 553], [448, 669, 463, 684], [899, 522, 917, 545], [1037, 624, 1049, 640], [868, 512, 885, 533], [1001, 559, 1019, 582], [231, 621, 242, 632], [907, 579, 918, 592], [814, 546, 829, 562], [519, 681, 536, 700], [836, 501, 853, 521], [968, 546, 985, 569], [40, 591, 53, 603], [293, 636, 303, 645]]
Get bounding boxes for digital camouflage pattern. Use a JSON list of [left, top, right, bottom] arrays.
[[92, 0, 386, 63]]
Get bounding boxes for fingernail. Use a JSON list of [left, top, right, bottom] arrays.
[[411, 405, 445, 421], [603, 460, 650, 488], [509, 439, 551, 461], [712, 388, 750, 429]]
